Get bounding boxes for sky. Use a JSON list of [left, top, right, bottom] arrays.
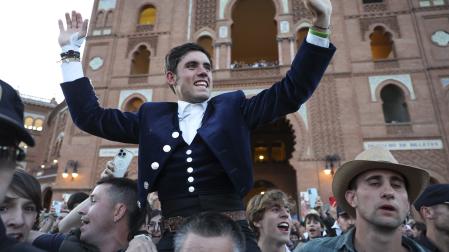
[[0, 1, 94, 102]]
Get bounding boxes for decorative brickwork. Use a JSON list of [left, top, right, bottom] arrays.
[[291, 0, 313, 23], [194, 0, 217, 32], [308, 78, 345, 159], [363, 2, 388, 12], [360, 16, 400, 40], [230, 67, 281, 79], [126, 36, 158, 56], [392, 150, 449, 178], [386, 123, 414, 135]]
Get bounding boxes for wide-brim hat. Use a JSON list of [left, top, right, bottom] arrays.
[[332, 147, 429, 218], [0, 80, 35, 146]]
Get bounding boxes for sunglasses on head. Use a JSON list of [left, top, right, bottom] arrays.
[[0, 145, 26, 162]]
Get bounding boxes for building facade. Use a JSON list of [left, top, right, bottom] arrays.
[[34, 0, 448, 209]]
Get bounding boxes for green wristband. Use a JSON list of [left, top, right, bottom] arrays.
[[309, 28, 330, 39]]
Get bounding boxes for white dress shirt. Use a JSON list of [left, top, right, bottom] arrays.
[[177, 100, 208, 145]]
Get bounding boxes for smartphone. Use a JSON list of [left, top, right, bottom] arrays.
[[307, 188, 318, 208], [112, 148, 134, 177]]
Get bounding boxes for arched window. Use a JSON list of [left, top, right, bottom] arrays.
[[296, 27, 309, 50], [34, 118, 44, 131], [96, 11, 105, 28], [197, 36, 214, 60], [380, 84, 411, 123], [231, 0, 277, 66], [124, 97, 144, 112], [24, 117, 34, 129], [139, 6, 156, 25], [105, 11, 113, 27], [130, 45, 151, 75], [370, 26, 394, 60]]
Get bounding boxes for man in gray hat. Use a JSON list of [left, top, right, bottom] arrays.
[[0, 80, 44, 251], [300, 147, 429, 252], [414, 184, 449, 252]]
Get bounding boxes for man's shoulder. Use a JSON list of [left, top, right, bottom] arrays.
[[1, 242, 46, 252], [300, 236, 344, 251]]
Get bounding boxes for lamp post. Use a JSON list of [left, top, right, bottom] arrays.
[[62, 160, 78, 180], [324, 154, 340, 176]]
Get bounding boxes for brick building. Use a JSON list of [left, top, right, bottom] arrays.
[[30, 0, 449, 209]]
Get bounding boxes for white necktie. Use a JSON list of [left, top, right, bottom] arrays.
[[180, 104, 204, 145]]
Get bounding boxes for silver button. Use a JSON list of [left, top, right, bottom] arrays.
[[144, 181, 149, 190], [172, 132, 180, 138], [163, 145, 171, 152], [188, 176, 194, 183], [186, 157, 192, 163], [187, 167, 193, 173], [188, 186, 195, 193], [151, 162, 159, 170], [186, 149, 192, 155], [137, 201, 141, 208]]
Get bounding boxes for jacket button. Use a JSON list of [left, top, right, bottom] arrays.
[[187, 176, 194, 183], [186, 157, 192, 163], [186, 149, 192, 155], [187, 167, 193, 173], [188, 186, 195, 193], [163, 145, 171, 152], [151, 162, 159, 170], [172, 132, 180, 138]]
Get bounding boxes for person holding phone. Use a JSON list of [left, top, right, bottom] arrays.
[[57, 1, 335, 251]]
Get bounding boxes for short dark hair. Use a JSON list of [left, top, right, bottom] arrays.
[[67, 192, 89, 210], [411, 222, 427, 236], [96, 177, 145, 240], [304, 213, 324, 228], [174, 212, 245, 252], [165, 43, 212, 94], [9, 169, 42, 228]]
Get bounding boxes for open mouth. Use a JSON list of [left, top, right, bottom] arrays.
[[277, 222, 290, 232], [194, 80, 209, 88], [379, 205, 396, 212]]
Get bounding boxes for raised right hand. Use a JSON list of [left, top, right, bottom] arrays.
[[58, 10, 88, 47], [100, 160, 116, 178]]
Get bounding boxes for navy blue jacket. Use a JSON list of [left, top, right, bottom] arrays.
[[61, 41, 336, 207]]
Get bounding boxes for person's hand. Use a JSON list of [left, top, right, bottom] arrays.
[[126, 234, 157, 252], [58, 10, 88, 47], [303, 0, 332, 29], [100, 160, 116, 178]]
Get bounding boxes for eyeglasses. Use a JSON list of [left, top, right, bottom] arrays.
[[0, 145, 26, 162]]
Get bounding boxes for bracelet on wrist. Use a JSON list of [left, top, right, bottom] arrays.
[[309, 27, 330, 39], [60, 50, 80, 59]]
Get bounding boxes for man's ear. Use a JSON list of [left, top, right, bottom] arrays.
[[345, 190, 357, 208], [420, 206, 434, 220], [253, 220, 262, 228], [113, 203, 127, 223], [166, 71, 176, 85]]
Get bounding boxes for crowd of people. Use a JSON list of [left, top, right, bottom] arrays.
[[230, 60, 279, 69], [1, 0, 448, 251]]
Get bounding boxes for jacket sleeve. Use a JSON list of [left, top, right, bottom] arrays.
[[61, 77, 140, 144], [240, 41, 336, 129]]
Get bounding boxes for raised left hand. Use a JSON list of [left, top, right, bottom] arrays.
[[303, 0, 332, 29]]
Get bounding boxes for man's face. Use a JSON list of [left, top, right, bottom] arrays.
[[79, 184, 115, 244], [305, 217, 322, 239], [346, 169, 410, 230], [0, 156, 16, 203], [180, 233, 234, 252], [255, 204, 292, 244], [167, 51, 213, 103], [337, 213, 355, 233], [0, 190, 38, 242], [431, 203, 449, 234]]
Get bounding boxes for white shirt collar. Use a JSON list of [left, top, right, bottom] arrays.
[[177, 100, 208, 116]]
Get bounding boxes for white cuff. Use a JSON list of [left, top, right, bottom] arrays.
[[306, 32, 330, 48], [61, 62, 84, 82]]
